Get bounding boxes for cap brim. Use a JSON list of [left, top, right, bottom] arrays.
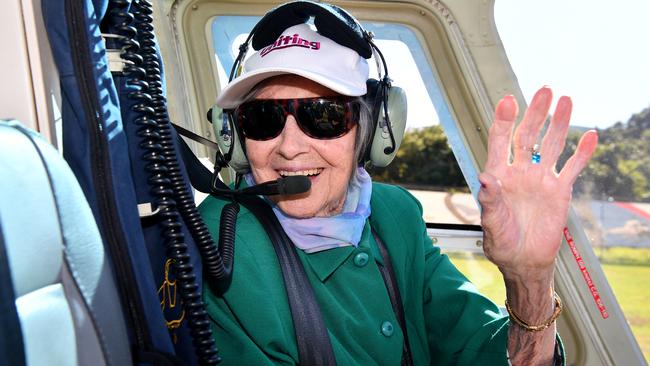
[[216, 67, 368, 109]]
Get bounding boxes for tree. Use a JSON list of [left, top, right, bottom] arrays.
[[371, 125, 467, 190], [559, 105, 650, 202]]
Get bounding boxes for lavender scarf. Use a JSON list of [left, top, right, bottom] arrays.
[[247, 167, 372, 253]]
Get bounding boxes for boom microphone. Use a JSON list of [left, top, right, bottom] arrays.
[[240, 176, 311, 196], [278, 175, 312, 195], [212, 176, 311, 197]]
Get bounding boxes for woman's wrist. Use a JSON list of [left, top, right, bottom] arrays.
[[502, 270, 556, 325], [507, 292, 562, 332]]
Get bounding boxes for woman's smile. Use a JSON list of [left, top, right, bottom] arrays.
[[276, 168, 324, 178]]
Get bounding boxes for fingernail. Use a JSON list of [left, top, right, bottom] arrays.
[[496, 96, 517, 121], [478, 175, 488, 188], [538, 86, 552, 97]]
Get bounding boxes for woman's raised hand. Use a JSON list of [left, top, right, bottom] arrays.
[[478, 86, 598, 280]]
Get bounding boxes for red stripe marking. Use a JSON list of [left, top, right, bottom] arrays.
[[563, 227, 609, 319], [614, 201, 650, 221]]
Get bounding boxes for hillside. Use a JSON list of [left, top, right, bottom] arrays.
[[561, 105, 650, 202], [374, 104, 650, 202]]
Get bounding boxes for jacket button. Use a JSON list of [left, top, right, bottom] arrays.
[[353, 252, 369, 267], [381, 321, 394, 337]]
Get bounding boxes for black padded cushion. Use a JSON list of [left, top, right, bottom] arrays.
[[250, 0, 372, 59]]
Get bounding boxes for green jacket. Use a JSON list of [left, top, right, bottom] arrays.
[[199, 183, 553, 365]]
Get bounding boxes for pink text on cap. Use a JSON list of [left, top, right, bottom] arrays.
[[260, 33, 321, 57]]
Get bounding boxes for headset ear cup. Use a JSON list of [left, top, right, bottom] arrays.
[[368, 85, 407, 167], [211, 105, 250, 173], [212, 105, 231, 155], [228, 127, 249, 173]]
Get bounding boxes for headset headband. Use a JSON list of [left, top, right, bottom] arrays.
[[250, 1, 372, 59], [217, 1, 406, 172]]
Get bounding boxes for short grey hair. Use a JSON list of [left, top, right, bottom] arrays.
[[354, 97, 373, 165], [236, 86, 373, 169]]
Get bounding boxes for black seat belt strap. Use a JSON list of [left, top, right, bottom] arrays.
[[372, 227, 413, 366], [175, 133, 214, 194], [235, 196, 337, 366]]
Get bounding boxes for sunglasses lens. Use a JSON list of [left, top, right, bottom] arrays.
[[236, 98, 358, 141], [237, 101, 285, 140], [296, 99, 356, 139]]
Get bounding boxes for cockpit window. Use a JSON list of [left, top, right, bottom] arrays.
[[212, 17, 479, 223], [212, 16, 503, 304], [496, 1, 650, 360]]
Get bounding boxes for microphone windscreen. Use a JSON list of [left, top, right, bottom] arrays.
[[278, 176, 311, 195]]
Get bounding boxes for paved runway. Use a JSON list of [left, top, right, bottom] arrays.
[[586, 201, 650, 247], [410, 190, 650, 248]]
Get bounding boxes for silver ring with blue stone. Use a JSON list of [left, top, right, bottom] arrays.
[[528, 144, 541, 164]]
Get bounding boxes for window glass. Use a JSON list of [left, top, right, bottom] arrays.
[[356, 22, 505, 304], [495, 0, 650, 360], [211, 16, 504, 303]]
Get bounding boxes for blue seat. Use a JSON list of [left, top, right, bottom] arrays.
[[0, 120, 132, 365]]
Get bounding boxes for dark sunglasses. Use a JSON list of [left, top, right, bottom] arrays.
[[234, 97, 360, 141]]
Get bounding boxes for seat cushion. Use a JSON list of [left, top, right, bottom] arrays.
[[0, 120, 131, 366]]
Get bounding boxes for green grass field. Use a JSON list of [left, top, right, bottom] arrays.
[[445, 248, 650, 362]]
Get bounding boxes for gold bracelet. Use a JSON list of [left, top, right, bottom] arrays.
[[505, 292, 563, 332]]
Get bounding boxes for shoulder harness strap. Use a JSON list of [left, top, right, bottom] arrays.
[[372, 227, 413, 366], [237, 195, 337, 366]]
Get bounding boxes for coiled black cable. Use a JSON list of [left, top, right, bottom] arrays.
[[130, 0, 221, 364], [132, 0, 233, 292], [107, 0, 221, 364], [215, 202, 239, 291]]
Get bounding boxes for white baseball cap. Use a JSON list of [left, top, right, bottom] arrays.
[[216, 23, 369, 109]]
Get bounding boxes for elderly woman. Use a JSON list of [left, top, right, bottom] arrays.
[[199, 4, 597, 365]]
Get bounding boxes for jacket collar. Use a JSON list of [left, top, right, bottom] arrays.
[[300, 221, 383, 282]]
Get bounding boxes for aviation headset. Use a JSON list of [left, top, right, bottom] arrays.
[[212, 0, 407, 173]]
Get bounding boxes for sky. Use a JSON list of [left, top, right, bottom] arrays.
[[494, 0, 650, 129], [217, 3, 650, 130]]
